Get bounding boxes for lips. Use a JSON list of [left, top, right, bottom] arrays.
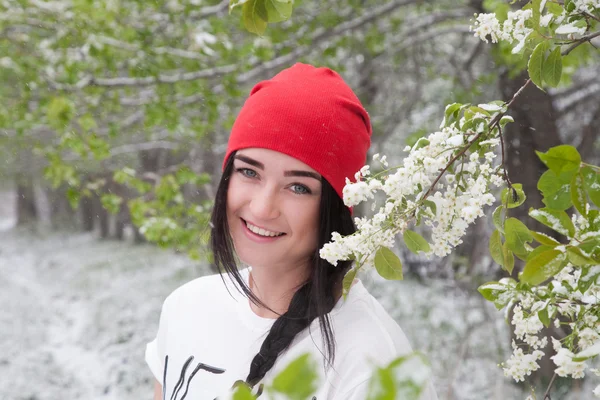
[[242, 219, 285, 238]]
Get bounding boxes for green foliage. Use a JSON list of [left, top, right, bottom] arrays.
[[537, 169, 572, 210], [582, 166, 600, 207], [501, 183, 526, 208], [504, 218, 533, 259], [536, 145, 581, 176], [520, 249, 567, 285], [483, 145, 600, 298], [374, 247, 403, 280], [478, 279, 516, 310], [269, 353, 319, 400], [403, 230, 431, 255], [342, 266, 359, 298], [367, 353, 431, 400], [230, 0, 293, 35]]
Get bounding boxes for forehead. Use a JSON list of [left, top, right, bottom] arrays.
[[235, 148, 320, 175]]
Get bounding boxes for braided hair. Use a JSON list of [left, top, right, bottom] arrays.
[[210, 152, 356, 387]]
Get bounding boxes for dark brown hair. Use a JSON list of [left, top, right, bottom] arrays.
[[209, 151, 356, 387]]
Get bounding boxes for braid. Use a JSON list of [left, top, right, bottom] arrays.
[[210, 158, 354, 388], [244, 178, 354, 388], [245, 284, 314, 386]]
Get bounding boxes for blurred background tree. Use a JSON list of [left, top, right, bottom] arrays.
[[1, 0, 599, 397], [2, 0, 597, 271]]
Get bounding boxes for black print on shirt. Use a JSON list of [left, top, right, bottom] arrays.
[[162, 355, 226, 400], [162, 355, 318, 399]]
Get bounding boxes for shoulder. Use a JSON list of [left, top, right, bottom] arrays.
[[332, 280, 413, 359], [161, 269, 245, 313]]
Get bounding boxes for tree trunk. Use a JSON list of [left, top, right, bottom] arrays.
[[15, 174, 37, 225]]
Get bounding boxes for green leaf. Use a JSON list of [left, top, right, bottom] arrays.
[[493, 205, 505, 234], [526, 245, 554, 261], [66, 187, 81, 209], [243, 0, 268, 35], [528, 42, 547, 90], [478, 280, 515, 310], [501, 183, 526, 208], [231, 382, 256, 400], [46, 97, 75, 130], [536, 145, 581, 175], [413, 138, 430, 150], [529, 207, 575, 237], [582, 166, 600, 207], [503, 243, 515, 275], [588, 210, 600, 231], [499, 115, 514, 128], [531, 0, 541, 27], [538, 169, 572, 210], [547, 2, 564, 16], [403, 230, 431, 254], [442, 102, 463, 127], [367, 353, 431, 400], [101, 193, 123, 214], [531, 231, 560, 246], [489, 230, 505, 267], [367, 364, 396, 400], [264, 0, 292, 22], [542, 47, 562, 87], [374, 247, 403, 280], [342, 267, 358, 298], [422, 200, 437, 217], [571, 172, 587, 216], [520, 249, 567, 285], [573, 341, 600, 362], [538, 307, 550, 328], [567, 247, 597, 266], [270, 353, 318, 400], [579, 234, 600, 256], [504, 218, 533, 258]]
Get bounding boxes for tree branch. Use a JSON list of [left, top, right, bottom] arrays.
[[197, 0, 229, 18], [563, 30, 600, 55], [48, 0, 426, 90]]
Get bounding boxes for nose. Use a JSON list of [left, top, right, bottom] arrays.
[[248, 185, 280, 221]]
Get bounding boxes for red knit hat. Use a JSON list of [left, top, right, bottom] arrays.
[[224, 63, 372, 201]]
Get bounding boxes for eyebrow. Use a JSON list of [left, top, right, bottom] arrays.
[[234, 154, 321, 181]]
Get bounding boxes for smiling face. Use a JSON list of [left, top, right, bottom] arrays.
[[226, 148, 322, 272]]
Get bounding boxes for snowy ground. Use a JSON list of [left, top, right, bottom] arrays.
[[0, 190, 596, 399]]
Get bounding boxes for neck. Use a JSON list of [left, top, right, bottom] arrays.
[[248, 263, 310, 319]]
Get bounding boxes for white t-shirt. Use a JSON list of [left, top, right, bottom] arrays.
[[146, 269, 438, 399]]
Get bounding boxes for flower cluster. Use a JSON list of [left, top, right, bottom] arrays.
[[500, 259, 600, 394], [471, 1, 599, 53], [471, 9, 533, 53], [320, 104, 505, 267]]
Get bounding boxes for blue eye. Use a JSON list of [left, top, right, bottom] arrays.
[[291, 184, 311, 195], [236, 168, 257, 178]]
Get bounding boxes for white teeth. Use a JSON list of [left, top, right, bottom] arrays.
[[246, 222, 283, 237]]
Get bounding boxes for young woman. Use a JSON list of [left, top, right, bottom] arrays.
[[146, 63, 438, 400]]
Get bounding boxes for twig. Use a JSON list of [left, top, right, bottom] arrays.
[[562, 30, 600, 56], [543, 373, 558, 399], [422, 130, 483, 201], [422, 77, 533, 202], [498, 124, 513, 188], [583, 12, 600, 24]]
